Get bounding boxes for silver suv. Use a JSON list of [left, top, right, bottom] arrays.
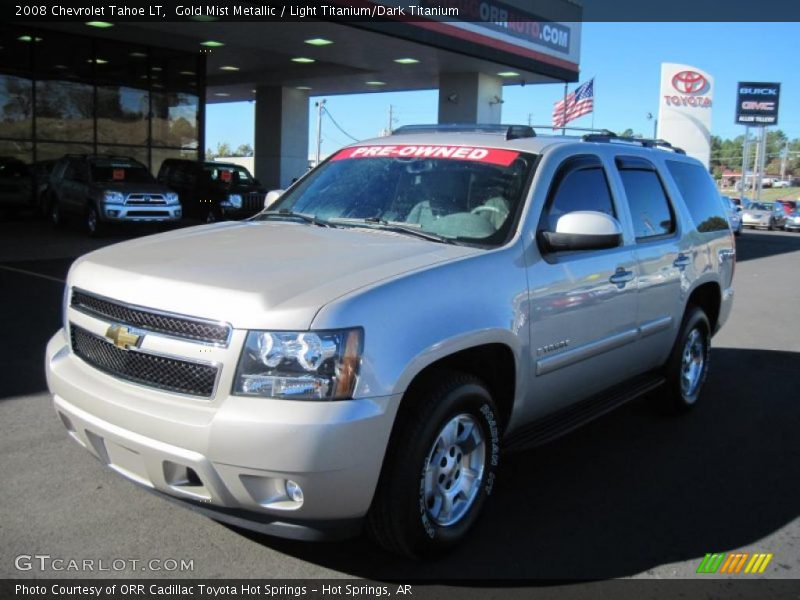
[[45, 125, 734, 558], [48, 155, 182, 236]]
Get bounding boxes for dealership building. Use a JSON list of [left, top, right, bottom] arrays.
[[1, 2, 581, 188]]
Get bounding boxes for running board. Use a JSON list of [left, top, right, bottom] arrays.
[[503, 372, 665, 453]]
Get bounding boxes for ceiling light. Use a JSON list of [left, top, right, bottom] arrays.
[[200, 40, 225, 48], [53, 64, 68, 70], [87, 58, 108, 64], [86, 21, 114, 28], [129, 52, 147, 58], [220, 65, 240, 71], [497, 71, 521, 78], [214, 92, 231, 97], [18, 35, 43, 43], [394, 58, 419, 64], [179, 70, 195, 76], [366, 81, 386, 86], [291, 57, 315, 64], [305, 38, 333, 46], [296, 86, 312, 90], [151, 67, 162, 72]]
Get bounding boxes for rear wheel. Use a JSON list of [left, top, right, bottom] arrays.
[[661, 307, 711, 413], [367, 372, 500, 558]]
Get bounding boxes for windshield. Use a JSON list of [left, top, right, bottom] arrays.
[[203, 164, 254, 185], [748, 202, 773, 211], [265, 144, 535, 246], [91, 159, 154, 184]]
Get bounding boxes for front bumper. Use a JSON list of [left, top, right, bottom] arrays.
[[46, 329, 400, 539], [784, 222, 800, 231], [102, 203, 182, 223]]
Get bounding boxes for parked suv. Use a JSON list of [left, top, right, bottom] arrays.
[[157, 159, 266, 223], [48, 155, 181, 236], [46, 126, 734, 558]]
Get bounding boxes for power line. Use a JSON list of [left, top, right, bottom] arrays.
[[322, 107, 360, 142]]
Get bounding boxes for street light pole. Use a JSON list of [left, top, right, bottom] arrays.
[[314, 99, 326, 166]]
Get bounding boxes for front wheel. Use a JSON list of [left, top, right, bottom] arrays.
[[661, 307, 711, 413], [367, 372, 500, 558], [86, 205, 105, 237]]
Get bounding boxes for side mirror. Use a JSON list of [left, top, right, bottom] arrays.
[[264, 189, 284, 209], [539, 211, 623, 252]]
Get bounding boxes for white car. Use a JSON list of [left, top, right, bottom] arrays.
[[772, 180, 790, 189]]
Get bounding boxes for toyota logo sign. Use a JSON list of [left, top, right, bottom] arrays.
[[672, 71, 708, 95]]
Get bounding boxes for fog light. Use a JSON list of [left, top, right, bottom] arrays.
[[106, 209, 119, 217], [285, 480, 304, 503]]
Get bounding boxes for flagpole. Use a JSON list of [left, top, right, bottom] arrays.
[[562, 81, 567, 136], [591, 77, 595, 130]]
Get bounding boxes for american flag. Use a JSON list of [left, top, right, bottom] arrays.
[[552, 79, 594, 129]]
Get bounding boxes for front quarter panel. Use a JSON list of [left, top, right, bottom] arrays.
[[311, 246, 530, 401]]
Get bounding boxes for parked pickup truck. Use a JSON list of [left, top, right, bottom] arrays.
[[46, 125, 734, 558]]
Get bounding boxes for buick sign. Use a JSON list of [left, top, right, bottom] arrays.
[[736, 81, 780, 125]]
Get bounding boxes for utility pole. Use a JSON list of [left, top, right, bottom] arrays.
[[780, 139, 789, 181], [388, 104, 394, 135], [741, 126, 750, 194], [527, 113, 533, 127], [314, 99, 326, 166]]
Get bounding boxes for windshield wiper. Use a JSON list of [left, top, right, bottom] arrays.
[[338, 217, 455, 245], [258, 209, 333, 228]]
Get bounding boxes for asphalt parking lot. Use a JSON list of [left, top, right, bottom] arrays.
[[0, 217, 798, 582]]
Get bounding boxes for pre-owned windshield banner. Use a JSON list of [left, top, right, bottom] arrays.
[[332, 145, 520, 166]]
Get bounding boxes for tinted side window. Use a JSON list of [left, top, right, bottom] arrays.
[[173, 164, 195, 186], [666, 160, 728, 232], [540, 163, 615, 232], [618, 168, 675, 240]]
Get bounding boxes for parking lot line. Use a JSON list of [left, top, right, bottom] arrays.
[[0, 264, 65, 284]]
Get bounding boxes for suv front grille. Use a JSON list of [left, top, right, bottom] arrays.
[[71, 289, 231, 346], [243, 191, 265, 213], [126, 194, 166, 205], [70, 325, 218, 398]]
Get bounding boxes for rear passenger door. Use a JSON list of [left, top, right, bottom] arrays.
[[612, 156, 685, 370], [526, 155, 641, 417]]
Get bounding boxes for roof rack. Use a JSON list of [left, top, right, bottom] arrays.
[[529, 124, 616, 136], [581, 132, 686, 155], [391, 123, 536, 140]]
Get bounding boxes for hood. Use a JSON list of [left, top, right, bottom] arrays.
[[68, 221, 480, 330], [92, 181, 172, 195]]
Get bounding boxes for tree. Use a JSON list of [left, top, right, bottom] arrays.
[[205, 142, 232, 160]]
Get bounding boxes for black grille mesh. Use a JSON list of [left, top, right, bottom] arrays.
[[70, 325, 218, 398], [71, 290, 229, 345], [243, 192, 265, 213]]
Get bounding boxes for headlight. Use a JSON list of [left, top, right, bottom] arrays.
[[234, 329, 362, 400], [223, 193, 242, 208], [103, 191, 124, 203], [165, 192, 179, 205]]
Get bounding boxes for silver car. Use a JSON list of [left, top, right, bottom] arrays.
[[721, 195, 742, 236], [784, 210, 800, 232], [741, 201, 786, 230], [45, 126, 734, 557]]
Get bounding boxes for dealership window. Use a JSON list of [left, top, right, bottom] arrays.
[[35, 80, 94, 142], [97, 86, 149, 145], [0, 25, 203, 170], [0, 74, 33, 140]]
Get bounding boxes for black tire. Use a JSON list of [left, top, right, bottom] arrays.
[[367, 371, 500, 558], [661, 306, 711, 414], [50, 197, 65, 229], [205, 208, 220, 224], [86, 204, 105, 237]]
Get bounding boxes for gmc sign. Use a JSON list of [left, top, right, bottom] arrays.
[[736, 81, 780, 125]]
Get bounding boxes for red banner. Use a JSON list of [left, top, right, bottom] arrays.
[[332, 145, 520, 166]]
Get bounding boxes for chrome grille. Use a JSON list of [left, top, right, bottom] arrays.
[[71, 289, 231, 346], [126, 193, 166, 205], [70, 325, 218, 398]]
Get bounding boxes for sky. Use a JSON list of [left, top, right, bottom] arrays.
[[205, 22, 800, 158]]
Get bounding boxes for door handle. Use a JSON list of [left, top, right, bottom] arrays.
[[609, 268, 634, 287], [673, 254, 691, 269]]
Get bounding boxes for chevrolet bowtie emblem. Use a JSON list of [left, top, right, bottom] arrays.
[[105, 324, 142, 350]]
